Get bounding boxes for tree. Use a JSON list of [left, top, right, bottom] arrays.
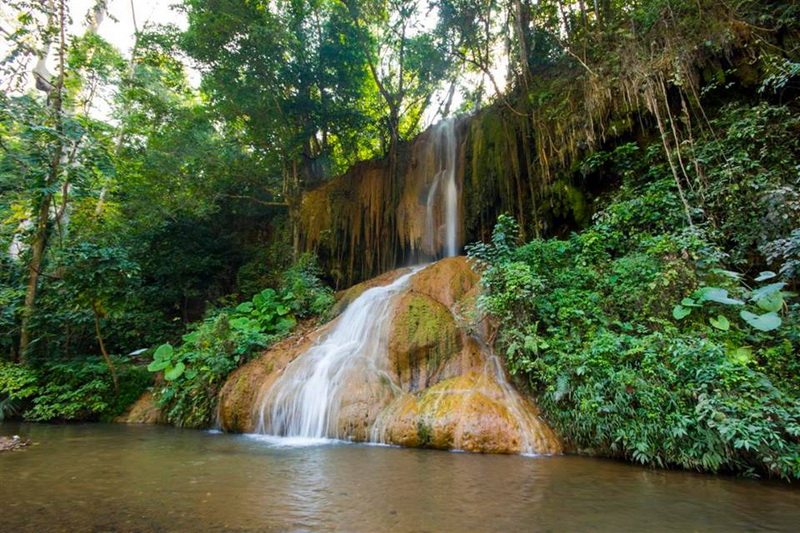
[[180, 0, 377, 254], [3, 0, 72, 359]]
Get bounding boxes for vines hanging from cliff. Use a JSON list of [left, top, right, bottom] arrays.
[[297, 0, 799, 285]]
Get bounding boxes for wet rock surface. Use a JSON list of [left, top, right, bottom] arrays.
[[116, 390, 164, 425], [128, 258, 562, 454], [0, 435, 31, 452]]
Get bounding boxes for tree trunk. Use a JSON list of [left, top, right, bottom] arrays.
[[18, 0, 67, 360], [513, 0, 532, 90], [18, 195, 54, 361], [94, 308, 119, 394]]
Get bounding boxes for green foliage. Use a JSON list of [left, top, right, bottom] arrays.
[[0, 362, 38, 420], [693, 104, 800, 266], [470, 186, 800, 478], [672, 273, 794, 335], [279, 253, 336, 318], [149, 256, 333, 428], [234, 289, 296, 335], [150, 312, 270, 428], [0, 358, 150, 422]]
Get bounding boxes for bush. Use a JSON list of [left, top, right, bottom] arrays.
[[149, 311, 273, 428], [0, 362, 38, 420], [279, 253, 335, 318], [0, 358, 151, 422], [469, 201, 800, 478]]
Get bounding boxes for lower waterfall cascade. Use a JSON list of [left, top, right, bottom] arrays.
[[223, 257, 561, 455]]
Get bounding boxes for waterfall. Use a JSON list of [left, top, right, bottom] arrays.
[[255, 268, 421, 439], [242, 117, 560, 454], [425, 118, 460, 258]]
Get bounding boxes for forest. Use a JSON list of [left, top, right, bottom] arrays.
[[1, 0, 799, 486]]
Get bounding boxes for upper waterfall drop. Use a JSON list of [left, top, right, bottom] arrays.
[[425, 118, 460, 258]]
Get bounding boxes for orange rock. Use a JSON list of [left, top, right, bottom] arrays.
[[209, 258, 563, 454], [116, 390, 165, 425], [388, 291, 462, 391], [410, 256, 479, 309]]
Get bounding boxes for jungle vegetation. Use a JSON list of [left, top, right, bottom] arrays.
[[1, 0, 798, 477]]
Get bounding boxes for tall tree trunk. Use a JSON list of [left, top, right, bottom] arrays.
[[513, 0, 532, 90], [18, 195, 54, 361], [19, 0, 67, 360]]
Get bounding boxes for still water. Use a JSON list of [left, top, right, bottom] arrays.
[[1, 423, 798, 532]]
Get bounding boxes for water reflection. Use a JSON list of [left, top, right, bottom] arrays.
[[1, 423, 798, 532]]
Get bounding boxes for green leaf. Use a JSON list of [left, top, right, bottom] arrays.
[[749, 282, 786, 302], [727, 346, 754, 364], [274, 317, 296, 333], [709, 315, 730, 331], [756, 292, 784, 313], [754, 271, 777, 282], [260, 288, 277, 302], [164, 362, 186, 381], [235, 302, 254, 313], [740, 310, 782, 332], [695, 287, 744, 306], [230, 317, 252, 329], [147, 359, 170, 372], [181, 332, 198, 344], [681, 298, 701, 307], [153, 343, 173, 361], [711, 268, 743, 280], [673, 305, 692, 320]]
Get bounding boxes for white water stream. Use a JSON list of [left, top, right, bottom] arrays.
[[255, 268, 422, 439], [425, 118, 460, 258]]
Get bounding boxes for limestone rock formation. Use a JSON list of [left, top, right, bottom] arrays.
[[217, 257, 562, 454]]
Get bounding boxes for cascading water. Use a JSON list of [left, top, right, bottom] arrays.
[[255, 268, 420, 439], [245, 117, 559, 454], [425, 118, 460, 258]]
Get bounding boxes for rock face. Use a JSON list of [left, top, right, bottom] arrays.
[[116, 390, 164, 425], [0, 435, 31, 452], [218, 257, 562, 455]]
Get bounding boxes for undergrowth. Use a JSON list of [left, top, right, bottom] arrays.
[[468, 103, 800, 479]]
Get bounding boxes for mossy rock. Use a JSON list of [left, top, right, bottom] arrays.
[[415, 373, 514, 452], [377, 373, 562, 454], [409, 256, 479, 309], [389, 291, 462, 391], [332, 374, 398, 441], [217, 356, 277, 433]]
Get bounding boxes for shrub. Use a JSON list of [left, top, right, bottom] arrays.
[[470, 202, 800, 478], [0, 358, 151, 422]]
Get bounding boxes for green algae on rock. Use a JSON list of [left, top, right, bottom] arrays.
[[215, 258, 562, 454]]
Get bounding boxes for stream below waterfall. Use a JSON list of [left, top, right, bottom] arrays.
[[2, 423, 798, 532]]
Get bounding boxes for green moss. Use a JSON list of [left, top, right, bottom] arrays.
[[547, 180, 592, 227], [393, 293, 458, 371], [416, 419, 433, 447]]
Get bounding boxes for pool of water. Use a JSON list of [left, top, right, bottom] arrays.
[[1, 423, 798, 532]]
